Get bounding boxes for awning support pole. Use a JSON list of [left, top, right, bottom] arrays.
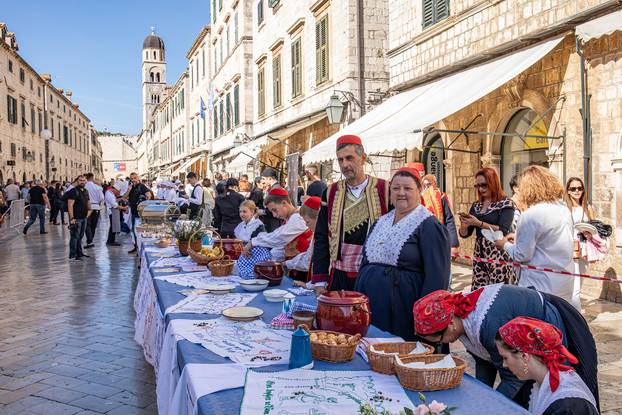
[[576, 35, 592, 203], [415, 128, 564, 140], [445, 114, 483, 150]]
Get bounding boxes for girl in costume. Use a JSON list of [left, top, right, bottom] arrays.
[[283, 196, 321, 282], [496, 317, 598, 414]]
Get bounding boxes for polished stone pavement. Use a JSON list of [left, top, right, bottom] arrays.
[[0, 217, 156, 414]]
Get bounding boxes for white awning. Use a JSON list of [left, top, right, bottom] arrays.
[[171, 154, 203, 177], [303, 36, 563, 165], [259, 112, 326, 142], [227, 145, 262, 175], [230, 136, 268, 156], [576, 10, 622, 41]]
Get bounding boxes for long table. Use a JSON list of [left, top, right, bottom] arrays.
[[134, 238, 529, 415]]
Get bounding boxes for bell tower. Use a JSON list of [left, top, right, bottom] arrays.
[[141, 27, 166, 131]]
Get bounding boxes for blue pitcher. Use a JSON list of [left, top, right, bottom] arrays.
[[289, 326, 313, 369]]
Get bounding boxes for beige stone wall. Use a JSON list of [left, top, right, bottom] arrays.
[[99, 135, 139, 180], [0, 42, 92, 184], [388, 0, 608, 88]]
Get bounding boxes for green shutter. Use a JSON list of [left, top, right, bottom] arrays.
[[234, 84, 240, 125], [273, 55, 281, 108], [315, 16, 329, 85], [423, 0, 450, 28], [437, 0, 450, 20]]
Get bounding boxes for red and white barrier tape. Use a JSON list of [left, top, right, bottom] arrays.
[[452, 254, 621, 284]]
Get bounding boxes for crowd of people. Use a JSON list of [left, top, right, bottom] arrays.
[[0, 131, 610, 413]]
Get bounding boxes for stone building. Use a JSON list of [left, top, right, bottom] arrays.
[[99, 135, 139, 180], [248, 0, 390, 180], [304, 0, 622, 296], [0, 23, 97, 184]]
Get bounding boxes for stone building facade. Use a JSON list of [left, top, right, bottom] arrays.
[[384, 0, 622, 296], [0, 23, 97, 184], [99, 135, 139, 180]]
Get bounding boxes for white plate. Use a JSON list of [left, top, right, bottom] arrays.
[[481, 228, 504, 243], [204, 283, 236, 294], [222, 306, 264, 321], [239, 279, 269, 292], [263, 289, 287, 302]]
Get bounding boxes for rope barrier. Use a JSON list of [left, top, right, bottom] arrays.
[[452, 253, 621, 284]]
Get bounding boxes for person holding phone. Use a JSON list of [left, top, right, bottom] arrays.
[[458, 167, 516, 290]]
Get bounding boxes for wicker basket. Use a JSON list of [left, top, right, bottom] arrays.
[[394, 354, 466, 391], [208, 257, 235, 276], [305, 327, 361, 363], [187, 230, 225, 265], [366, 342, 434, 374]]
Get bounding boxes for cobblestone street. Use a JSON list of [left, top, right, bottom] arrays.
[[0, 221, 156, 415]]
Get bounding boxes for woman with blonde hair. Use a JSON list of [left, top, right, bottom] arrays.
[[495, 166, 577, 308]]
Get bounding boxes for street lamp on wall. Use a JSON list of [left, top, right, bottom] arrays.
[[325, 94, 345, 125], [42, 128, 52, 179]]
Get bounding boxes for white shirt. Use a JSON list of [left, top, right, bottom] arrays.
[[85, 181, 105, 210], [4, 184, 20, 201], [529, 370, 597, 415], [346, 176, 369, 199], [188, 184, 203, 206], [251, 213, 308, 261], [165, 189, 177, 203], [504, 201, 575, 304], [234, 218, 264, 243], [104, 190, 119, 216]]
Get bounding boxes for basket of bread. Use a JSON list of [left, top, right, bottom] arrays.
[[300, 325, 361, 363]]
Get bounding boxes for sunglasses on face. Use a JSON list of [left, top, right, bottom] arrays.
[[474, 183, 488, 189], [568, 187, 584, 192]]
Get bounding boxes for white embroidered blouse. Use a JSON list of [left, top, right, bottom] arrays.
[[529, 370, 597, 415], [364, 205, 432, 267], [233, 218, 264, 243]]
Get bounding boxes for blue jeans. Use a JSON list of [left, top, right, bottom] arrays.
[[24, 204, 46, 233], [69, 218, 87, 258]]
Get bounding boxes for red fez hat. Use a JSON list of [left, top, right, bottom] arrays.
[[336, 134, 363, 149], [394, 166, 422, 181], [303, 196, 321, 211], [268, 188, 289, 197]]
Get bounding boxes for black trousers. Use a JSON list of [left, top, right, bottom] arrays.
[[50, 204, 60, 223], [106, 214, 116, 244], [85, 210, 100, 244]]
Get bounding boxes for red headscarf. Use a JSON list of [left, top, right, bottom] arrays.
[[498, 317, 577, 393], [413, 288, 484, 335]]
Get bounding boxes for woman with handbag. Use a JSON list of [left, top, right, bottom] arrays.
[[564, 177, 594, 306]]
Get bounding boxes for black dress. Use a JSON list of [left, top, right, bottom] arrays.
[[543, 398, 598, 414], [213, 191, 245, 238]]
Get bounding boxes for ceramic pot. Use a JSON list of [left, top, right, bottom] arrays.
[[217, 239, 244, 260], [254, 261, 284, 286], [316, 290, 371, 336]]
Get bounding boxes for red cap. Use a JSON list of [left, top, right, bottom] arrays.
[[394, 167, 422, 181], [336, 134, 363, 149], [268, 188, 289, 197], [303, 196, 321, 211]]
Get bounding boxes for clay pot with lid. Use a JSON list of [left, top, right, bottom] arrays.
[[316, 290, 371, 336], [254, 261, 284, 286]]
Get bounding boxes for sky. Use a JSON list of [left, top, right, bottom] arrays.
[[3, 0, 210, 135]]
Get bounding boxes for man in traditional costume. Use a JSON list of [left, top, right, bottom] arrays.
[[311, 135, 390, 291]]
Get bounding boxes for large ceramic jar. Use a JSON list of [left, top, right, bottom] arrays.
[[316, 291, 371, 336], [254, 261, 284, 286], [217, 239, 244, 260]]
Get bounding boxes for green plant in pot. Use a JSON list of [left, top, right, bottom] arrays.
[[172, 220, 206, 256]]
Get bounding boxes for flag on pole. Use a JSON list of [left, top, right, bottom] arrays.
[[200, 97, 206, 119]]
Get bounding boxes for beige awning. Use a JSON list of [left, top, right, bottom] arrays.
[[227, 145, 262, 175], [171, 154, 203, 177], [576, 10, 622, 41], [259, 112, 327, 152], [303, 36, 563, 164]]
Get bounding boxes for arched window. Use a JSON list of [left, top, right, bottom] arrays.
[[150, 72, 154, 82], [156, 73, 160, 83], [153, 51, 157, 59], [145, 51, 148, 59], [501, 108, 550, 194]]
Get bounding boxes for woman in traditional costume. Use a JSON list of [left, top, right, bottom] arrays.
[[237, 188, 308, 278], [412, 285, 599, 409], [496, 317, 598, 414], [458, 167, 516, 289], [233, 200, 265, 244], [354, 167, 450, 341]]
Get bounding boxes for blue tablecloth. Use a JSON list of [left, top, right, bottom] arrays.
[[140, 245, 529, 415]]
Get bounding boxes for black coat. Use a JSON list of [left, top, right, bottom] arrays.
[[213, 191, 245, 238]]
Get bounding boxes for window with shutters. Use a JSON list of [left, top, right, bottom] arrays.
[[7, 95, 17, 124], [233, 84, 240, 126], [213, 101, 219, 137], [273, 54, 282, 108], [258, 67, 266, 116], [291, 38, 302, 98], [422, 0, 450, 29], [21, 102, 26, 129], [315, 14, 329, 85], [31, 107, 36, 133], [219, 100, 224, 135], [63, 125, 69, 144], [257, 0, 264, 26], [225, 93, 231, 131]]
